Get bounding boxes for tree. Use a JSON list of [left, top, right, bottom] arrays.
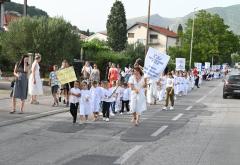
[[177, 24, 183, 46], [106, 0, 127, 52], [1, 16, 80, 73], [169, 10, 240, 67]]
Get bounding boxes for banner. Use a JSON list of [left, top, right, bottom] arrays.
[[205, 62, 211, 69], [56, 66, 77, 85], [144, 47, 170, 80], [194, 62, 202, 71], [176, 58, 186, 71]]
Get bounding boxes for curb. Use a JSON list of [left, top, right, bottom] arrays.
[[0, 108, 69, 127]]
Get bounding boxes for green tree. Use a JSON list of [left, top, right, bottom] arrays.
[[106, 0, 127, 51], [177, 24, 183, 46], [169, 10, 240, 67], [1, 16, 80, 72]]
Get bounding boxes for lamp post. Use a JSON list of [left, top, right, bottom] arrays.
[[23, 0, 27, 16], [189, 7, 197, 69], [145, 0, 151, 56]]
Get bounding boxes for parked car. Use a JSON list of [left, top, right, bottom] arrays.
[[223, 74, 240, 99]]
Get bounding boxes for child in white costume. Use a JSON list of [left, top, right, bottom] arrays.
[[79, 81, 92, 122], [90, 81, 102, 121], [147, 78, 158, 104], [158, 73, 167, 101], [183, 73, 189, 96], [115, 80, 123, 113]]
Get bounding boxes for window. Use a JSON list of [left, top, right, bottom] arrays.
[[128, 33, 135, 38], [150, 34, 158, 39]]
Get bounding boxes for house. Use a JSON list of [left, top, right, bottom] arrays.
[[85, 31, 107, 42], [127, 22, 178, 53], [79, 33, 88, 40], [3, 11, 21, 31]]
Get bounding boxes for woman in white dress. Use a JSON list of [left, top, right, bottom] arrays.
[[128, 66, 147, 126], [29, 54, 43, 104]]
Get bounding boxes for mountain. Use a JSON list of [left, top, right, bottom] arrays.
[[4, 1, 48, 17], [127, 4, 240, 35]]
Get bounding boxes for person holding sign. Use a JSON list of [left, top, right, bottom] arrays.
[[60, 60, 71, 106], [162, 72, 175, 110], [128, 66, 147, 126]]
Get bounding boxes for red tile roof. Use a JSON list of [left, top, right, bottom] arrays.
[[129, 22, 178, 38]]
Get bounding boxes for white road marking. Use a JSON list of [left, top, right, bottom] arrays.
[[151, 125, 168, 137], [208, 87, 217, 94], [196, 95, 207, 103], [185, 106, 193, 111], [114, 145, 142, 164], [172, 113, 183, 121]]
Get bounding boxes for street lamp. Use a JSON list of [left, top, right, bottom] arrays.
[[145, 0, 151, 56], [189, 7, 197, 69], [23, 0, 27, 16]]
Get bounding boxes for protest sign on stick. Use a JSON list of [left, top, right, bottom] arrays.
[[176, 58, 186, 71], [144, 47, 170, 80]]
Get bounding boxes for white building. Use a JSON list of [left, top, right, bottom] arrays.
[[85, 31, 107, 42], [127, 22, 178, 53]]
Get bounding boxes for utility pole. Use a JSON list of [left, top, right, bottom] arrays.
[[145, 0, 151, 56], [189, 7, 197, 69], [23, 0, 27, 16], [0, 0, 8, 28], [0, 1, 4, 28]]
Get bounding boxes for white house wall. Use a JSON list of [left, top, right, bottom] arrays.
[[86, 33, 108, 42], [127, 25, 175, 53], [128, 25, 147, 44]]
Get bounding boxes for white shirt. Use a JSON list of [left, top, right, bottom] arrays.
[[122, 88, 131, 101], [101, 88, 112, 102], [69, 87, 81, 104], [166, 78, 174, 88]]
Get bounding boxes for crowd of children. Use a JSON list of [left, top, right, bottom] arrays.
[[48, 59, 217, 125]]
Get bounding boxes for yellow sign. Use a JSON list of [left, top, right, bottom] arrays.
[[56, 66, 77, 85]]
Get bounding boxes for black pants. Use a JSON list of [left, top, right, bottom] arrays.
[[102, 101, 111, 118], [121, 100, 130, 113], [70, 103, 79, 123], [195, 76, 199, 87]]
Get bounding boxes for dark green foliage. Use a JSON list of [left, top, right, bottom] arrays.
[[168, 10, 240, 67], [0, 16, 80, 74], [107, 0, 127, 51], [5, 1, 48, 17]]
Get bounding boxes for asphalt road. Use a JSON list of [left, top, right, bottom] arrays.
[[0, 78, 239, 165]]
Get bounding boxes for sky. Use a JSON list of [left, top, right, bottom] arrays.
[[11, 0, 240, 32]]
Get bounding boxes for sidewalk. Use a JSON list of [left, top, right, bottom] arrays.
[[0, 81, 68, 127]]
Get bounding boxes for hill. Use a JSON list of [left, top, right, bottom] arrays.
[[127, 4, 240, 35], [4, 1, 48, 17]]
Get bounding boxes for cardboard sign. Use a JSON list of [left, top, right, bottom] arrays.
[[144, 47, 170, 80], [56, 66, 77, 85], [176, 58, 186, 71]]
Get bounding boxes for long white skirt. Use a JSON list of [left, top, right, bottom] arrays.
[[80, 101, 92, 115], [28, 73, 43, 95], [130, 90, 147, 114], [147, 83, 158, 104]]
